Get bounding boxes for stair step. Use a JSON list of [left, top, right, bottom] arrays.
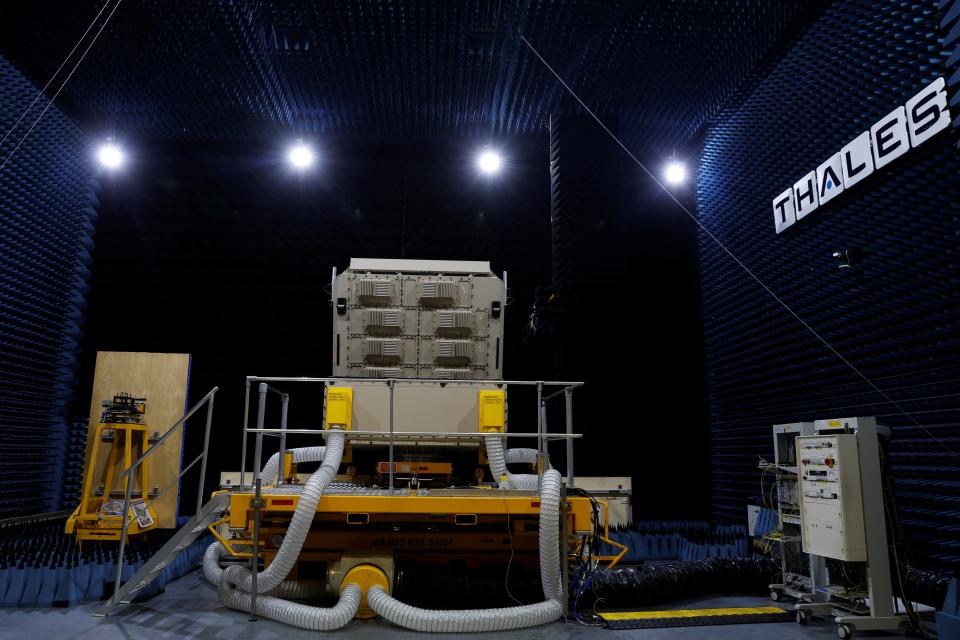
[[95, 493, 231, 617]]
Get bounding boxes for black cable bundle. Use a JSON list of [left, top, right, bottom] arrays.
[[905, 566, 954, 609], [581, 556, 779, 610]]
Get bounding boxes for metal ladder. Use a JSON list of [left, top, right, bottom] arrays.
[[95, 492, 230, 616]]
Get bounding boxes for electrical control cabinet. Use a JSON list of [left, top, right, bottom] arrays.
[[791, 418, 904, 635], [796, 434, 867, 561]]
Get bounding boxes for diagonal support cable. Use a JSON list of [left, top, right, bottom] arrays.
[[0, 0, 125, 172], [0, 1, 112, 150]]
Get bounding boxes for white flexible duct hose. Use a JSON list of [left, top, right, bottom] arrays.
[[202, 541, 324, 600], [367, 469, 564, 632], [212, 430, 356, 630], [226, 429, 345, 594], [260, 446, 326, 485], [366, 591, 561, 632], [504, 448, 539, 465], [484, 435, 542, 490], [537, 470, 565, 601], [508, 474, 542, 490], [218, 573, 361, 631]]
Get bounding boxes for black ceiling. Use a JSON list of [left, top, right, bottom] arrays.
[[0, 0, 814, 153]]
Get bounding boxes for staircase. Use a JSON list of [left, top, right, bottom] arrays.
[[95, 493, 230, 616]]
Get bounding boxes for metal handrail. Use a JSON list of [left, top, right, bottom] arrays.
[[247, 375, 585, 387], [244, 429, 582, 438], [113, 386, 219, 602], [238, 376, 584, 487], [259, 382, 287, 397], [239, 376, 585, 491]]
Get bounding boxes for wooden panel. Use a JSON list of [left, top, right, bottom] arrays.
[[85, 352, 191, 529]]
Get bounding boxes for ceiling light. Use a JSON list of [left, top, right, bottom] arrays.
[[97, 142, 124, 169], [476, 150, 502, 175], [665, 161, 685, 185], [288, 142, 314, 169]]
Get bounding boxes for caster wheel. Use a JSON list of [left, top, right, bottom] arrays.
[[796, 610, 809, 625], [770, 590, 781, 602], [837, 623, 853, 639]]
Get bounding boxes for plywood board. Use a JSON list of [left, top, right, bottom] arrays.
[[85, 352, 191, 529]]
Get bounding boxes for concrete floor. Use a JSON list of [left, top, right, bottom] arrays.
[[0, 571, 866, 639]]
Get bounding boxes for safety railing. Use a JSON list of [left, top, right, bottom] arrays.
[[112, 386, 219, 598], [238, 376, 585, 492]]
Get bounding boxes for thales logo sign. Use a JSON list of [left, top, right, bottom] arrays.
[[773, 77, 951, 234]]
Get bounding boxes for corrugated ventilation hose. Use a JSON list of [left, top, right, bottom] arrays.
[[218, 578, 361, 631], [366, 469, 564, 632], [504, 448, 539, 465], [207, 430, 356, 630], [484, 435, 546, 490], [202, 540, 324, 600], [260, 446, 326, 485], [227, 430, 344, 593]]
